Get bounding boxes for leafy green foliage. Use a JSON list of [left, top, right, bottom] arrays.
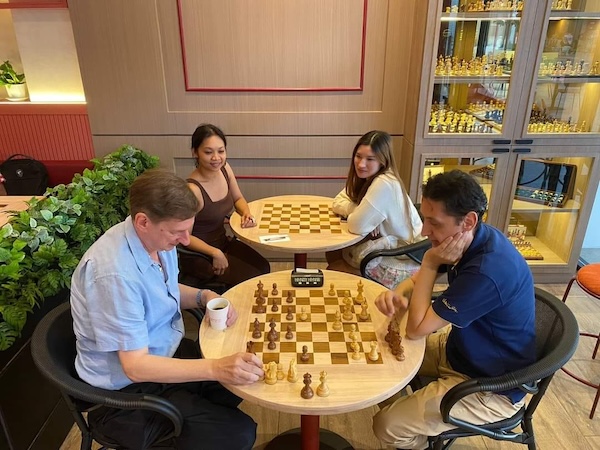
[[0, 60, 25, 86], [0, 145, 159, 350]]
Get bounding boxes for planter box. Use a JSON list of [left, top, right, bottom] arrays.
[[0, 290, 73, 450]]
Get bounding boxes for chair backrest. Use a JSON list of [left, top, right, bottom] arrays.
[[433, 288, 579, 448], [31, 302, 82, 398], [532, 287, 579, 377], [31, 303, 184, 449]]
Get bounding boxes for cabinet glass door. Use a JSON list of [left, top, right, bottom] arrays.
[[428, 0, 528, 135], [530, 1, 600, 134], [507, 155, 595, 264], [420, 155, 505, 224]]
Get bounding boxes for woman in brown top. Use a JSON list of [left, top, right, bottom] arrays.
[[180, 124, 270, 289]]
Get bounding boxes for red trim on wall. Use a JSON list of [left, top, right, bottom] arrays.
[[0, 1, 67, 9], [236, 175, 346, 180], [0, 103, 94, 161], [176, 0, 368, 92]]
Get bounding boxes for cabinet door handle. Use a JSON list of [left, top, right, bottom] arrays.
[[514, 148, 531, 153], [492, 139, 511, 144], [515, 139, 533, 144], [492, 148, 510, 153]]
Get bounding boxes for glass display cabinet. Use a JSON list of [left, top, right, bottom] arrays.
[[426, 0, 535, 137], [529, 0, 600, 135], [410, 1, 600, 281]]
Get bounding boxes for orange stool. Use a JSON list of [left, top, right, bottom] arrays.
[[561, 263, 600, 419]]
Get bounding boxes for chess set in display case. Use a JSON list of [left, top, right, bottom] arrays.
[[514, 159, 576, 208]]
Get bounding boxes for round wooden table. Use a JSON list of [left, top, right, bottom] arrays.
[[200, 270, 425, 450], [229, 195, 365, 268]]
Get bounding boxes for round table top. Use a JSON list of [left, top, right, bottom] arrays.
[[200, 270, 425, 416], [229, 195, 365, 254]]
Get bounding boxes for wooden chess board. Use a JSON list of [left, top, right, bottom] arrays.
[[259, 202, 343, 234], [509, 237, 544, 260], [248, 285, 384, 366]]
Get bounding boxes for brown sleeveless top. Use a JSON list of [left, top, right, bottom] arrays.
[[187, 167, 234, 249]]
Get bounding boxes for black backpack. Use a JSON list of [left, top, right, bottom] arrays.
[[0, 154, 49, 195]]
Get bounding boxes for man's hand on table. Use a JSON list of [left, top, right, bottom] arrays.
[[213, 352, 264, 385]]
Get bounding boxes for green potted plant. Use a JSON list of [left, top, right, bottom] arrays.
[[0, 60, 28, 101], [0, 145, 158, 450]]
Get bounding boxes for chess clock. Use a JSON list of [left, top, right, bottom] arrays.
[[291, 268, 324, 287]]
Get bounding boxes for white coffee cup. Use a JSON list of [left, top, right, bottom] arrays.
[[206, 297, 230, 331]]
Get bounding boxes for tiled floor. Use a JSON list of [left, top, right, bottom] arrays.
[[60, 264, 600, 450]]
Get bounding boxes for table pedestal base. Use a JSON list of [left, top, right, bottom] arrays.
[[294, 253, 307, 269], [264, 415, 354, 450], [264, 428, 354, 450]]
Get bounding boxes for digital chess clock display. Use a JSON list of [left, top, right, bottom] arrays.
[[291, 269, 324, 287]]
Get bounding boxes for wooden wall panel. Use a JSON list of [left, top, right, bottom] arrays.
[[68, 0, 414, 138], [177, 0, 365, 91], [0, 104, 94, 160], [67, 0, 419, 201]]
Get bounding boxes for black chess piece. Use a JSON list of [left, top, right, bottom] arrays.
[[271, 299, 279, 312], [286, 306, 293, 321], [300, 345, 310, 362], [301, 373, 314, 399], [285, 324, 293, 340], [252, 318, 261, 338], [267, 333, 276, 350]]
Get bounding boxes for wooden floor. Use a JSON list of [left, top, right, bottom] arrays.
[[60, 262, 600, 450]]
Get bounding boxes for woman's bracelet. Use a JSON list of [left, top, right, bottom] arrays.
[[195, 289, 205, 309]]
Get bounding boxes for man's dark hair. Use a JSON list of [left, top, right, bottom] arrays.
[[129, 168, 199, 222], [422, 170, 488, 222]]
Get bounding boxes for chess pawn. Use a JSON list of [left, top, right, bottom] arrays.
[[265, 361, 278, 385], [277, 363, 285, 380], [316, 371, 330, 397], [300, 345, 310, 362], [299, 307, 308, 322], [257, 280, 264, 295], [358, 301, 369, 321], [246, 341, 256, 354], [342, 303, 353, 321], [286, 291, 294, 303], [286, 306, 294, 321], [349, 324, 359, 341], [287, 358, 299, 382], [352, 346, 361, 360], [332, 310, 343, 331], [328, 283, 336, 296], [285, 324, 294, 340], [368, 341, 380, 362], [301, 373, 314, 399], [271, 298, 279, 312], [272, 283, 278, 296], [252, 318, 262, 338]]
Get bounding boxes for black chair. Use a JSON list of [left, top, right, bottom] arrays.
[[177, 245, 229, 294], [426, 287, 580, 450], [31, 302, 191, 450]]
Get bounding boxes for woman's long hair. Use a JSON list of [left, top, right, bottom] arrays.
[[345, 130, 402, 204]]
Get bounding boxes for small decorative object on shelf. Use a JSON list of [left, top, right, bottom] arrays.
[[0, 60, 28, 101]]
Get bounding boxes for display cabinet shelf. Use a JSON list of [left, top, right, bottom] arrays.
[[441, 12, 522, 20], [434, 75, 511, 83]]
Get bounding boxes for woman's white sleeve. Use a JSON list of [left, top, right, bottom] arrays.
[[332, 189, 356, 217]]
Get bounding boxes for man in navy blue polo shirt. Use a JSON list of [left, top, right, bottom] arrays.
[[372, 170, 535, 450]]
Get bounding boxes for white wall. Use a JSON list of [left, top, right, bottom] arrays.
[[583, 184, 600, 248]]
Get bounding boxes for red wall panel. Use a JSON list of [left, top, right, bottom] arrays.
[[0, 104, 94, 160]]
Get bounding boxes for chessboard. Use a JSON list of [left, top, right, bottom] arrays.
[[246, 281, 386, 366], [509, 236, 544, 260], [259, 202, 343, 235]]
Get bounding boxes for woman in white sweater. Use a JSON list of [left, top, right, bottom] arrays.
[[326, 130, 424, 288]]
